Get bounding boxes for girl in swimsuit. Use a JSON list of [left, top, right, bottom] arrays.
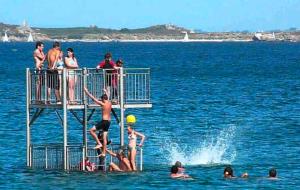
[[55, 50, 64, 71], [127, 125, 145, 171], [64, 48, 78, 104], [55, 51, 64, 96]]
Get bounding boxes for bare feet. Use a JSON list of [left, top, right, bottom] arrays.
[[97, 153, 106, 157], [94, 144, 102, 149]]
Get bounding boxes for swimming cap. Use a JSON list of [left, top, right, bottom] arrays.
[[126, 115, 136, 124]]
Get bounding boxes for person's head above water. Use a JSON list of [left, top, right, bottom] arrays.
[[171, 165, 178, 174], [269, 168, 277, 178], [175, 161, 183, 168], [224, 166, 234, 178]]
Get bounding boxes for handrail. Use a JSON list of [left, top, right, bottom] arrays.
[[30, 143, 143, 171], [27, 68, 151, 107]]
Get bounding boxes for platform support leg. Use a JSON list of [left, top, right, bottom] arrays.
[[83, 68, 88, 156], [26, 68, 31, 167], [119, 67, 125, 146], [63, 68, 68, 170]]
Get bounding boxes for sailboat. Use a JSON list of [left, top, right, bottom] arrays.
[[2, 31, 9, 42], [27, 33, 34, 42], [183, 32, 189, 41]]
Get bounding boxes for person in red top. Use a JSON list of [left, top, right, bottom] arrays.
[[96, 52, 116, 70], [96, 52, 119, 100], [79, 157, 96, 171]]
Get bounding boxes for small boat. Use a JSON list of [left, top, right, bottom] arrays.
[[183, 32, 189, 41], [2, 31, 9, 42], [27, 33, 34, 42], [252, 32, 276, 41]]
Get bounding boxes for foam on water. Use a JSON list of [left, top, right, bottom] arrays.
[[162, 125, 237, 166]]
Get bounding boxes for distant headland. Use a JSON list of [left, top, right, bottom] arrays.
[[1, 21, 299, 42]]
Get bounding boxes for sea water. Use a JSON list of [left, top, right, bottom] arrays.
[[0, 42, 299, 189]]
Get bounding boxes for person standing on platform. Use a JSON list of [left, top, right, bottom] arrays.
[[33, 41, 46, 102], [55, 50, 64, 97], [126, 115, 145, 171], [96, 52, 118, 99], [84, 87, 112, 158], [111, 59, 124, 103], [64, 48, 79, 103], [46, 41, 61, 103]]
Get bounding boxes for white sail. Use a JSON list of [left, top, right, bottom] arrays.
[[27, 33, 34, 42], [183, 32, 189, 41], [2, 32, 9, 42]]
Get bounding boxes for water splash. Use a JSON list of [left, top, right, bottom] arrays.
[[161, 125, 237, 166]]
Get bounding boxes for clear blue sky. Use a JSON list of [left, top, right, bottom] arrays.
[[0, 0, 299, 31]]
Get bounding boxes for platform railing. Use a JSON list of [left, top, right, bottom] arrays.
[[30, 144, 143, 171], [28, 68, 151, 106], [124, 68, 151, 104]]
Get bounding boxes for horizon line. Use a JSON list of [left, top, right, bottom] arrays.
[[1, 21, 299, 33]]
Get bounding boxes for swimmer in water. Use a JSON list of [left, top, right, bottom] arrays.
[[224, 166, 248, 178], [224, 166, 235, 178], [170, 165, 191, 179], [174, 161, 185, 174], [268, 168, 277, 179]]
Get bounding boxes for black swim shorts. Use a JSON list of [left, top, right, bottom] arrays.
[[46, 70, 60, 90], [95, 120, 111, 132]]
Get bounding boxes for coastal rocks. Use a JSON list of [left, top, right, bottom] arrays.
[[1, 22, 300, 42]]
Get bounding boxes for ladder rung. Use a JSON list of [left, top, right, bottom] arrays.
[[87, 156, 102, 158]]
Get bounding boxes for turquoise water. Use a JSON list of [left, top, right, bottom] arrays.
[[0, 42, 299, 189]]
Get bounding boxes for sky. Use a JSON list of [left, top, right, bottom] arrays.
[[0, 0, 299, 32]]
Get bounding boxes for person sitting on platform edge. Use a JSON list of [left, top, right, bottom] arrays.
[[79, 157, 96, 171], [106, 148, 132, 172], [84, 87, 112, 158]]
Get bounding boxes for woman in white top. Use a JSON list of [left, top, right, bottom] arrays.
[[64, 48, 78, 103], [127, 124, 145, 171]]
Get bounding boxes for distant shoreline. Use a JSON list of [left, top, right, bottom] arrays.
[[39, 38, 263, 43], [2, 22, 300, 42]]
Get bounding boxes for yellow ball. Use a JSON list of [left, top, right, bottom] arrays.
[[126, 115, 136, 124]]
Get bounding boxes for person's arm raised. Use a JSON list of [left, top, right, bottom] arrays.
[[84, 87, 104, 106]]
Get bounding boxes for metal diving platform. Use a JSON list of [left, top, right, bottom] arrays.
[[26, 67, 151, 171]]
